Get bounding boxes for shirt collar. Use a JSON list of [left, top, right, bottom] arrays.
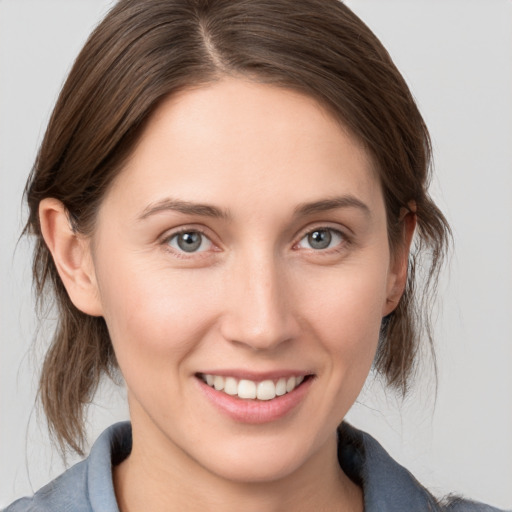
[[87, 422, 131, 512], [338, 422, 441, 511], [87, 421, 440, 512]]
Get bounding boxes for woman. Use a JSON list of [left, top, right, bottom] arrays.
[[3, 0, 509, 510]]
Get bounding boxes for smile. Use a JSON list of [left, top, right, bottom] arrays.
[[199, 374, 307, 401]]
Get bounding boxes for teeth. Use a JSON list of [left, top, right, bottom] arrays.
[[257, 380, 275, 400], [224, 377, 238, 395], [275, 378, 287, 396], [201, 374, 307, 400], [213, 375, 224, 391], [238, 379, 256, 399]]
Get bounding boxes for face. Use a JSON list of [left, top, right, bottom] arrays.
[[86, 78, 403, 483]]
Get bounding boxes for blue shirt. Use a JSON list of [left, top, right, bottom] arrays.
[[4, 422, 508, 511]]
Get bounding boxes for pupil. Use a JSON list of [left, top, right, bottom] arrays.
[[177, 232, 201, 252], [308, 230, 331, 250]]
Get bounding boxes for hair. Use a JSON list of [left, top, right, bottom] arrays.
[[25, 0, 450, 455]]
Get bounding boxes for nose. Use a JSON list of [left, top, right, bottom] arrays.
[[219, 250, 299, 351]]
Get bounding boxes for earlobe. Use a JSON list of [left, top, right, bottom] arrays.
[[382, 212, 417, 316], [39, 198, 103, 317]]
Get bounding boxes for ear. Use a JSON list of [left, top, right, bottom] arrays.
[[39, 198, 103, 317], [382, 210, 417, 316]]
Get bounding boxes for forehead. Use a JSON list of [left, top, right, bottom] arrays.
[[101, 78, 382, 220]]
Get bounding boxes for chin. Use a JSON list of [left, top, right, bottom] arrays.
[[204, 455, 302, 484], [190, 431, 324, 484]]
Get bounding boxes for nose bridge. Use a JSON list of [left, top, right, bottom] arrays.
[[221, 246, 296, 350]]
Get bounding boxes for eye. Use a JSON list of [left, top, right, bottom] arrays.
[[297, 228, 344, 250], [167, 230, 213, 253]]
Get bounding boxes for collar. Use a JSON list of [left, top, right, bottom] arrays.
[[338, 422, 441, 511], [88, 421, 440, 512]]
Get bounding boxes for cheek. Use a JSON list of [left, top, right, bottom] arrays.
[[296, 257, 389, 372], [95, 253, 220, 376]]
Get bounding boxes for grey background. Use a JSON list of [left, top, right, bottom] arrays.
[[1, 0, 511, 508]]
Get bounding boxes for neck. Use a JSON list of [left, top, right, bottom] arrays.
[[114, 419, 363, 512]]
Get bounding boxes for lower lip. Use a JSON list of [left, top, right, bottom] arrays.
[[196, 377, 313, 424]]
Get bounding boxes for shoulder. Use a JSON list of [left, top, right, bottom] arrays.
[[3, 460, 90, 512], [442, 496, 510, 512], [337, 422, 509, 512], [2, 422, 132, 512]]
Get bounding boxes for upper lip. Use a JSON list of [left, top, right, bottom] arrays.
[[196, 369, 313, 381]]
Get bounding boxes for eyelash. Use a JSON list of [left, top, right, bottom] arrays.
[[294, 227, 349, 254], [160, 226, 350, 258], [161, 227, 215, 259]]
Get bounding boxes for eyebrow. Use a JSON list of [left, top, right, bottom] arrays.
[[294, 196, 371, 218], [138, 198, 231, 221], [138, 195, 370, 222]]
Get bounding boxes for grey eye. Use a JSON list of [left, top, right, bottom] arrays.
[[168, 231, 212, 253], [298, 229, 343, 250]]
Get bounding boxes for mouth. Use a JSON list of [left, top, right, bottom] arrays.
[[197, 373, 311, 401], [195, 371, 314, 423]]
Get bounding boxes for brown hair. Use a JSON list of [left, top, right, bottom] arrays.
[[25, 0, 450, 455]]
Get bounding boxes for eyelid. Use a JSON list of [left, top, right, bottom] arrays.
[[293, 224, 350, 251], [158, 223, 351, 257], [160, 225, 220, 257]]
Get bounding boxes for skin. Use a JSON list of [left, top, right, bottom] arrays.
[[40, 78, 414, 512]]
